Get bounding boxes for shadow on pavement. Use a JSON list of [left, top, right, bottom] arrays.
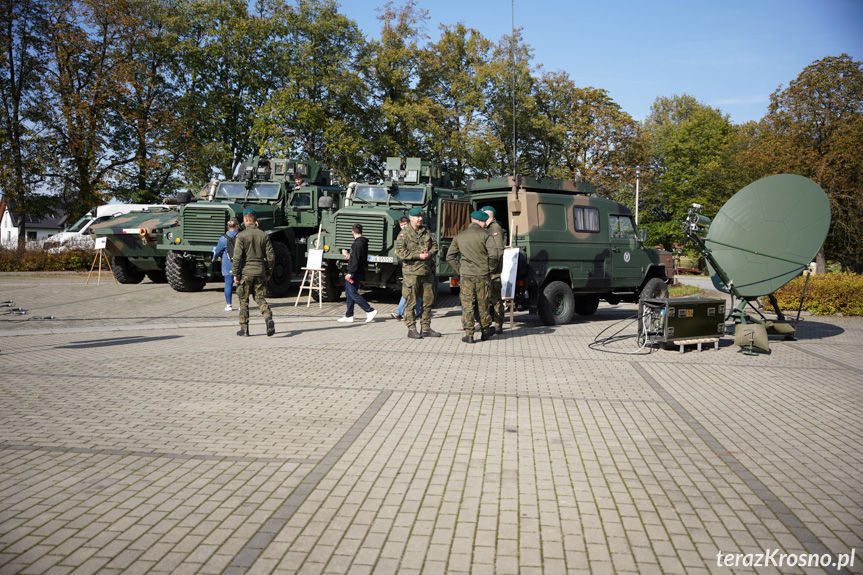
[[57, 335, 184, 349]]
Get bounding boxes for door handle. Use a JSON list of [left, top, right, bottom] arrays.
[[612, 247, 620, 253]]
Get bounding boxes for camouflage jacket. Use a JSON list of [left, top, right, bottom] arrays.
[[485, 220, 507, 274], [395, 224, 438, 277], [232, 225, 275, 278], [446, 223, 499, 277]]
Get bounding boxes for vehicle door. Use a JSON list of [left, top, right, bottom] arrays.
[[609, 214, 642, 286], [436, 196, 471, 278]]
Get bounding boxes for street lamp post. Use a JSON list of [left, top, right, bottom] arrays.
[[635, 167, 641, 226]]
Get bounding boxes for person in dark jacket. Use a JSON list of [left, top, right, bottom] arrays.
[[232, 209, 276, 337], [337, 223, 378, 323]]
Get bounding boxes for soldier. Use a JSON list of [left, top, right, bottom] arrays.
[[482, 206, 507, 333], [232, 209, 276, 337], [395, 206, 440, 339], [446, 210, 500, 343]]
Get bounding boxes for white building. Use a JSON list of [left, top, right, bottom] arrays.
[[0, 196, 68, 248]]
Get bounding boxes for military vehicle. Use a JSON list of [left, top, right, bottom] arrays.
[[460, 175, 674, 325], [314, 157, 465, 301], [158, 157, 343, 296], [89, 206, 179, 284], [45, 203, 168, 253]]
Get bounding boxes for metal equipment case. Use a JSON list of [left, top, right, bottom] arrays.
[[639, 297, 726, 342]]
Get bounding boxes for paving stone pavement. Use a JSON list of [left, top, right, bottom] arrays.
[[0, 273, 861, 574]]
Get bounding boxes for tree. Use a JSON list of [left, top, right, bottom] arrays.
[[759, 54, 863, 272], [641, 94, 732, 250], [0, 0, 53, 247], [253, 0, 371, 184], [417, 23, 492, 187]]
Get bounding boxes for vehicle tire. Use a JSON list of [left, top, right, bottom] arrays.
[[450, 285, 460, 296], [111, 256, 145, 284], [573, 295, 600, 316], [538, 281, 575, 325], [267, 241, 292, 297], [166, 250, 205, 292], [145, 270, 168, 284], [639, 277, 669, 304]]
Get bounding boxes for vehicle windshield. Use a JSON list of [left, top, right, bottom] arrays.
[[216, 182, 248, 199], [66, 215, 93, 233], [250, 183, 281, 199], [391, 187, 425, 203], [355, 185, 424, 204]]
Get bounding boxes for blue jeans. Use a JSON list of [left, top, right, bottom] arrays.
[[223, 275, 233, 305], [396, 295, 422, 316], [345, 277, 373, 317]]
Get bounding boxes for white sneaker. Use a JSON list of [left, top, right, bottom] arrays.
[[224, 305, 233, 311], [337, 316, 354, 323], [365, 309, 378, 323]]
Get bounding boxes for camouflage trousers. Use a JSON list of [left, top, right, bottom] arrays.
[[237, 275, 272, 329], [402, 274, 435, 330], [488, 273, 504, 325], [460, 275, 492, 336]]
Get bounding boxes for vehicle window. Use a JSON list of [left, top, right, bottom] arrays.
[[391, 188, 425, 203], [251, 183, 281, 199], [356, 185, 389, 202], [610, 215, 637, 239], [573, 207, 600, 232], [67, 215, 92, 233], [216, 182, 247, 198], [291, 192, 312, 207]]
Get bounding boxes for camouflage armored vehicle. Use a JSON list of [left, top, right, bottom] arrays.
[[463, 175, 674, 325], [89, 206, 179, 284], [158, 157, 343, 296], [314, 157, 465, 301]]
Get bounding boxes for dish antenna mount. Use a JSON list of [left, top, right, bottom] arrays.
[[684, 174, 831, 352]]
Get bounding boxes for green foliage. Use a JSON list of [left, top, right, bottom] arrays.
[[668, 283, 704, 298], [770, 273, 863, 316], [0, 247, 92, 272]]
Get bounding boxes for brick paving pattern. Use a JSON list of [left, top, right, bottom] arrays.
[[0, 273, 860, 574]]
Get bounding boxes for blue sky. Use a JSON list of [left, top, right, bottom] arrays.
[[337, 0, 863, 125]]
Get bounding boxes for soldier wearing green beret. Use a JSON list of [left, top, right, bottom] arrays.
[[395, 206, 440, 339], [482, 206, 507, 333], [231, 210, 276, 337], [446, 210, 500, 343]]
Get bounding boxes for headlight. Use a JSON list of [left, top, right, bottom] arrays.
[[166, 231, 174, 241]]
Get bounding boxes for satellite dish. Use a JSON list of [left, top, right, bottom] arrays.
[[705, 174, 830, 298]]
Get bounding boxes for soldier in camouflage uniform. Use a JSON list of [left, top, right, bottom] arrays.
[[482, 206, 507, 333], [395, 206, 440, 339], [232, 210, 276, 337], [446, 210, 500, 343]]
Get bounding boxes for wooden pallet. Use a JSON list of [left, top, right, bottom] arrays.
[[664, 337, 720, 353]]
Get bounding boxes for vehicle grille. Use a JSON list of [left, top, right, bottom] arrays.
[[335, 214, 386, 253], [182, 206, 229, 245]]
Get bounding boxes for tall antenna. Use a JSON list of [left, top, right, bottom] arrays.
[[511, 0, 517, 178]]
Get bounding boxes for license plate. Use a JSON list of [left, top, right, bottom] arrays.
[[367, 255, 394, 263]]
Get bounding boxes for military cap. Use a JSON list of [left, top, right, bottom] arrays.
[[471, 210, 489, 221], [408, 206, 423, 216], [480, 206, 496, 215], [243, 208, 257, 215]]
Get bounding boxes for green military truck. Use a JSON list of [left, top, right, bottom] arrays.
[[463, 175, 674, 325], [314, 157, 466, 301], [89, 206, 179, 284], [159, 156, 343, 296]]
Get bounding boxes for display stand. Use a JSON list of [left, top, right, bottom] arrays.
[[295, 248, 324, 308], [86, 238, 117, 285], [500, 226, 519, 331]]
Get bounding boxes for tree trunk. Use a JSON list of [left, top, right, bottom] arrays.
[[815, 248, 826, 274]]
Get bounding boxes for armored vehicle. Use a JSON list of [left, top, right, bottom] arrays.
[[463, 175, 674, 325], [46, 203, 168, 252], [89, 206, 179, 284], [314, 157, 465, 301], [158, 157, 343, 296]]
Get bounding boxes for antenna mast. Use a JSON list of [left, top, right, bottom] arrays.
[[511, 0, 517, 178]]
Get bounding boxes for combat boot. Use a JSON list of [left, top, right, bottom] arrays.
[[407, 329, 423, 339], [461, 335, 474, 344], [237, 328, 249, 337], [421, 328, 441, 338], [266, 319, 275, 337], [480, 330, 494, 341]]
